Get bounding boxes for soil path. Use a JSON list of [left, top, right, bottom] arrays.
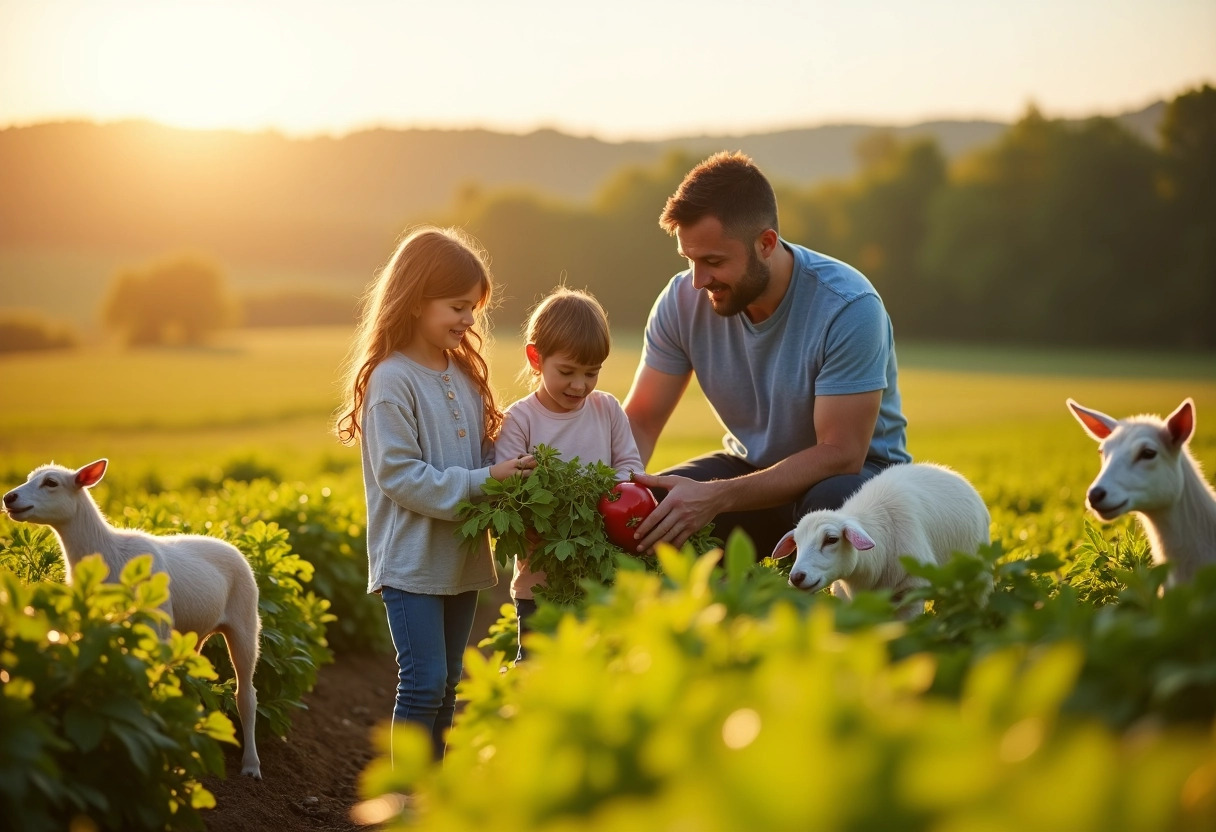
[[202, 588, 509, 831], [202, 650, 396, 832]]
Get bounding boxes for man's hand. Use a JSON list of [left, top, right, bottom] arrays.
[[629, 472, 723, 551]]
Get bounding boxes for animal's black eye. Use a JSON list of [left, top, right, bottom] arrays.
[[1137, 448, 1158, 462], [44, 478, 58, 488], [823, 534, 839, 546]]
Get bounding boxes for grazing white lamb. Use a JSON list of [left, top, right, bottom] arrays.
[[3, 459, 263, 778], [771, 463, 991, 616], [1067, 397, 1216, 588]]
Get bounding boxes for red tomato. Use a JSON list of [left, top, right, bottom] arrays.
[[597, 481, 658, 551]]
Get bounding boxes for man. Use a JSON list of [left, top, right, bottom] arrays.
[[625, 151, 910, 556]]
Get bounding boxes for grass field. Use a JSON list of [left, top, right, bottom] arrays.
[[2, 327, 1214, 512]]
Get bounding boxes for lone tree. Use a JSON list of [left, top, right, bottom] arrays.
[[103, 254, 236, 346]]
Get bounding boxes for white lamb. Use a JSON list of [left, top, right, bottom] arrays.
[[2, 459, 263, 778], [1067, 397, 1216, 588], [771, 463, 991, 616]]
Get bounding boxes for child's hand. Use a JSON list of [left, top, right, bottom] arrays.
[[491, 454, 537, 481]]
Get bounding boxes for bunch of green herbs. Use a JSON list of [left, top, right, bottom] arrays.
[[457, 444, 718, 606]]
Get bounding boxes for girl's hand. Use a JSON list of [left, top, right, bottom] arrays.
[[491, 454, 537, 481]]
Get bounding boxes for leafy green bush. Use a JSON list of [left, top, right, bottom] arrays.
[[2, 487, 341, 741], [226, 483, 383, 655], [361, 542, 1216, 831], [892, 542, 1216, 728], [0, 525, 65, 584], [0, 556, 234, 832]]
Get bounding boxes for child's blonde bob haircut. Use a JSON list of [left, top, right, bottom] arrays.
[[521, 286, 611, 385]]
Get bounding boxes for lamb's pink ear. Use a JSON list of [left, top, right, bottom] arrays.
[[74, 459, 108, 488], [1067, 399, 1116, 441], [843, 524, 875, 551], [1165, 399, 1194, 448], [771, 530, 797, 559]]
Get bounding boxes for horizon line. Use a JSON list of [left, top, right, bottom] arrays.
[[0, 90, 1189, 145]]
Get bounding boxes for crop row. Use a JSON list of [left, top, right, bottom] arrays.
[[364, 533, 1216, 831], [0, 476, 380, 832], [3, 468, 1216, 830]]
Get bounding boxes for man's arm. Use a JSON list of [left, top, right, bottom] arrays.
[[630, 390, 882, 551], [622, 363, 691, 467]]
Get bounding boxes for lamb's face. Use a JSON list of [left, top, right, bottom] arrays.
[[784, 512, 859, 592], [1068, 398, 1193, 522], [2, 465, 87, 526], [1088, 423, 1182, 519]]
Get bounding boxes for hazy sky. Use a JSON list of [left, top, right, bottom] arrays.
[[2, 0, 1213, 140]]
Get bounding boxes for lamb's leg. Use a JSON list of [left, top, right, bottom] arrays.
[[219, 613, 262, 779]]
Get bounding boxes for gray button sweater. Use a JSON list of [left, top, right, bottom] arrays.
[[360, 352, 497, 595]]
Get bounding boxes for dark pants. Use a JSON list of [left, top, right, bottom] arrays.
[[658, 452, 888, 558]]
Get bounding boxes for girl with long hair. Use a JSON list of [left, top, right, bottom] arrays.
[[336, 226, 534, 759]]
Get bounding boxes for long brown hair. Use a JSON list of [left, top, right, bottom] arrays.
[[335, 226, 503, 445]]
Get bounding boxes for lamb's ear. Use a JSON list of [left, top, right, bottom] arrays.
[[1067, 399, 1116, 441], [842, 523, 875, 551], [74, 459, 108, 488], [771, 530, 797, 560], [1165, 398, 1194, 448]]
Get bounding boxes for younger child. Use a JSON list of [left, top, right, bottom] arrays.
[[336, 226, 535, 760], [494, 286, 644, 659]]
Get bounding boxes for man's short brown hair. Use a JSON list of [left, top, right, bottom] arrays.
[[659, 151, 779, 241]]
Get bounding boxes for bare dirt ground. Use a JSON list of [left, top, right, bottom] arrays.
[[201, 650, 396, 832], [201, 590, 509, 832]]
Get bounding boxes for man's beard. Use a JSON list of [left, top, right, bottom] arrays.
[[706, 247, 770, 317]]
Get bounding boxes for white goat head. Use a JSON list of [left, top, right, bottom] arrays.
[[771, 510, 876, 591], [4, 459, 108, 525], [1067, 398, 1194, 521]]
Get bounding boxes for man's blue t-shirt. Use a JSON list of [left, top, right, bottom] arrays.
[[641, 241, 910, 470]]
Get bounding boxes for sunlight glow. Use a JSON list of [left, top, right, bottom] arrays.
[[84, 5, 302, 131], [1, 0, 1213, 139]]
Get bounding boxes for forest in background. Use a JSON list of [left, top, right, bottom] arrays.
[[1, 88, 1211, 349]]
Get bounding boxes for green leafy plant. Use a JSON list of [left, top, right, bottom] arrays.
[[361, 546, 1216, 832], [476, 602, 519, 656], [457, 444, 719, 606], [0, 525, 65, 584], [64, 490, 339, 739], [0, 556, 233, 832]]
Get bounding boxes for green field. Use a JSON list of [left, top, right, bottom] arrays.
[[5, 326, 1216, 830], [2, 326, 1214, 522]]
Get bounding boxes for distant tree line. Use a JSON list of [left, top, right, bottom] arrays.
[[9, 86, 1206, 353], [0, 257, 355, 351], [0, 313, 78, 353], [428, 85, 1215, 350]]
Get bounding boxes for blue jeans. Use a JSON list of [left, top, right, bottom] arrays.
[[658, 452, 890, 557], [380, 586, 479, 760]]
